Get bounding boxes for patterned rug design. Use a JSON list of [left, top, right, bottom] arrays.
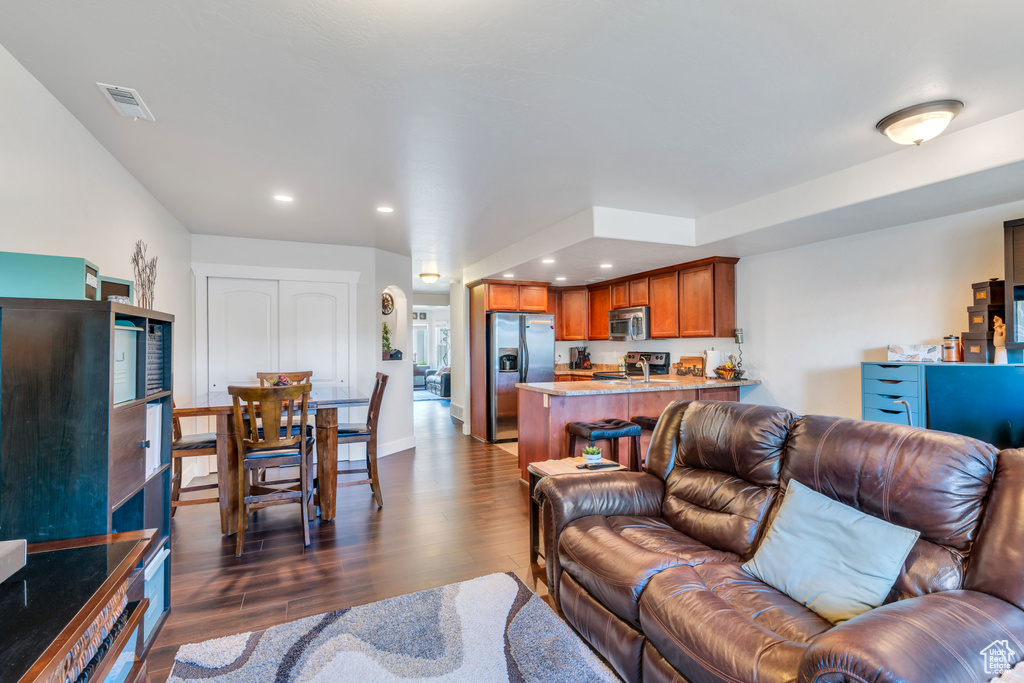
[[168, 572, 618, 682]]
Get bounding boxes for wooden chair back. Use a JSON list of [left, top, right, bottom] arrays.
[[228, 383, 311, 454], [257, 371, 313, 387], [172, 400, 183, 441], [366, 372, 389, 432]]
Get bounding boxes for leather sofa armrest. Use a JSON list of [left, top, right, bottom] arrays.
[[799, 590, 1024, 683], [535, 472, 664, 605]]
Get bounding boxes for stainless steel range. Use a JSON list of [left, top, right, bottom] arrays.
[[624, 351, 671, 377], [592, 351, 671, 383]]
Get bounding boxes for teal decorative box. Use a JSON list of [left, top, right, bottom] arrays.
[[0, 251, 100, 300]]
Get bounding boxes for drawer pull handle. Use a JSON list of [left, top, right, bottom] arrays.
[[878, 365, 900, 369], [140, 440, 151, 449], [879, 409, 900, 414], [879, 380, 904, 384]]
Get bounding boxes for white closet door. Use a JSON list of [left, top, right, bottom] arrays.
[[208, 277, 279, 390], [278, 281, 350, 386]]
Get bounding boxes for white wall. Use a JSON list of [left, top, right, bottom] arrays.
[[374, 250, 415, 453], [190, 235, 415, 455], [449, 280, 469, 429], [735, 200, 1022, 417], [0, 43, 193, 398]]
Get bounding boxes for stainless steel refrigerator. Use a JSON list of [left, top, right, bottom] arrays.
[[488, 312, 555, 442]]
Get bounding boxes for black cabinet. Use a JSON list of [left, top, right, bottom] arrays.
[[0, 298, 173, 655]]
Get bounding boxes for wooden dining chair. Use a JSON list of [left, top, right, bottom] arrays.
[[170, 402, 219, 516], [228, 383, 314, 556], [334, 372, 388, 508], [257, 371, 313, 387]]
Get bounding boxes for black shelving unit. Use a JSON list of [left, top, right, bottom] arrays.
[[0, 297, 174, 655]]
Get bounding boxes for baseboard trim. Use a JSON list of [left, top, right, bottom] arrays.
[[379, 436, 417, 457]]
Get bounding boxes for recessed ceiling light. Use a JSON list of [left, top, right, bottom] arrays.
[[600, 263, 613, 268], [419, 273, 440, 284], [273, 195, 294, 202], [377, 206, 394, 213], [556, 277, 566, 281], [542, 258, 555, 264], [503, 273, 514, 278], [876, 99, 963, 146]]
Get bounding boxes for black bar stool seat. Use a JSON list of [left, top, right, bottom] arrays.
[[566, 418, 642, 471], [631, 416, 659, 432]]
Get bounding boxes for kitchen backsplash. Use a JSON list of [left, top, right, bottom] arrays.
[[556, 337, 741, 367]]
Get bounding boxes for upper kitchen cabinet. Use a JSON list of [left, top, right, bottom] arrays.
[[558, 288, 588, 341], [587, 285, 611, 340], [485, 282, 519, 311], [610, 282, 629, 310], [679, 258, 737, 337], [649, 271, 679, 338], [518, 284, 549, 312], [629, 277, 649, 307], [476, 280, 549, 312]]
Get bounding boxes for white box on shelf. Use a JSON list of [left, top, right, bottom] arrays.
[[0, 539, 27, 584], [145, 403, 162, 478]]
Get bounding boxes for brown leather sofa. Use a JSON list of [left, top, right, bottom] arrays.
[[536, 400, 1024, 683]]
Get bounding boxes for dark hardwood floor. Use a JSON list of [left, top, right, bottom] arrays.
[[148, 400, 548, 682]]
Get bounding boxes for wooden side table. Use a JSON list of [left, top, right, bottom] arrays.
[[527, 457, 627, 564]]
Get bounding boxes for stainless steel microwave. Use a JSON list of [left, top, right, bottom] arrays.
[[608, 306, 650, 342]]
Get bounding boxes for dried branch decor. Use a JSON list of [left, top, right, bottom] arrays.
[[131, 240, 158, 309]]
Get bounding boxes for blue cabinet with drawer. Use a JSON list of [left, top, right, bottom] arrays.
[[861, 362, 926, 426]]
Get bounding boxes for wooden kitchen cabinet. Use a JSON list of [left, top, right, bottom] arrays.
[[485, 283, 519, 311], [679, 260, 736, 337], [518, 285, 549, 312], [610, 282, 629, 310], [558, 288, 588, 341], [477, 281, 550, 313], [588, 286, 611, 340], [629, 277, 649, 306], [649, 271, 679, 338]]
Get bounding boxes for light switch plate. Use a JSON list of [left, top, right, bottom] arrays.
[[0, 539, 27, 584]]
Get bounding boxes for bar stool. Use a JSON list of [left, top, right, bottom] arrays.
[[632, 416, 659, 432], [566, 419, 642, 471], [631, 415, 660, 471]]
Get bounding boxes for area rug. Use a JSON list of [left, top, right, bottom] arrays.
[[167, 572, 618, 682], [412, 389, 449, 403]]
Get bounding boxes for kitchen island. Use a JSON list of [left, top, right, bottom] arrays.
[[515, 376, 760, 479]]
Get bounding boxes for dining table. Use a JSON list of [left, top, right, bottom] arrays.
[[173, 384, 369, 536]]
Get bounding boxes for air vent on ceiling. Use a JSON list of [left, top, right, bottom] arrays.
[[96, 83, 155, 121]]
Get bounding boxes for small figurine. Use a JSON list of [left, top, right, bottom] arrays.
[[993, 316, 1008, 364]]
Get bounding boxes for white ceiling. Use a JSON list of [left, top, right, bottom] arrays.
[[3, 1, 1024, 292]]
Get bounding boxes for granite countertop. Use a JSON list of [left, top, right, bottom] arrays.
[[517, 376, 760, 396]]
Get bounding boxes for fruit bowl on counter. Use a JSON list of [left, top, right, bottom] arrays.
[[714, 366, 745, 380]]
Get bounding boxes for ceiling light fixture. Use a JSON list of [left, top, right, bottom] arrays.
[[875, 99, 963, 146], [542, 258, 555, 264], [556, 277, 566, 281], [377, 206, 394, 213], [419, 273, 440, 284], [503, 273, 514, 278], [600, 263, 613, 268], [273, 195, 294, 202]]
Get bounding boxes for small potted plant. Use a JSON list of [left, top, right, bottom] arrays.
[[382, 322, 393, 361], [582, 445, 603, 466]]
